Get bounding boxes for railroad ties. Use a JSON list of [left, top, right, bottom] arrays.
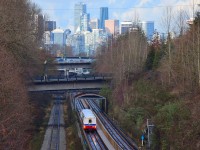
[[41, 95, 66, 150]]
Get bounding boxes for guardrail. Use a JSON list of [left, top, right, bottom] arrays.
[[32, 75, 112, 84]]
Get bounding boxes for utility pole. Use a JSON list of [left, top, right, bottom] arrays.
[[147, 119, 154, 149], [197, 4, 200, 86]]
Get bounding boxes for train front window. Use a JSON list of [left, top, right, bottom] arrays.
[[89, 119, 92, 123]]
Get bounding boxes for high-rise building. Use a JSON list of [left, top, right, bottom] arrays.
[[74, 2, 86, 33], [67, 33, 85, 56], [81, 13, 90, 31], [120, 21, 134, 34], [51, 28, 65, 46], [34, 14, 45, 37], [90, 18, 99, 29], [44, 31, 51, 45], [92, 29, 108, 55], [139, 21, 154, 40], [100, 7, 108, 29], [45, 21, 56, 31], [83, 31, 93, 56], [105, 20, 119, 36], [92, 29, 104, 43]]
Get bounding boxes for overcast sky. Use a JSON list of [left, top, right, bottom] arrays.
[[31, 0, 200, 32]]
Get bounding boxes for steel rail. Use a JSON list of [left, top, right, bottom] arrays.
[[93, 100, 138, 149], [48, 97, 62, 150], [87, 99, 137, 150]]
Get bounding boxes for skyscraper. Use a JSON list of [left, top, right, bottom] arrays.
[[92, 29, 108, 55], [45, 21, 56, 31], [51, 28, 65, 46], [81, 13, 90, 31], [120, 21, 133, 34], [100, 7, 108, 29], [44, 31, 51, 45], [105, 20, 119, 36], [34, 14, 45, 42], [139, 21, 154, 40], [83, 31, 93, 56], [90, 18, 99, 29], [74, 2, 86, 33]]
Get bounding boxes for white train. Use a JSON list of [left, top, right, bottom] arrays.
[[80, 109, 96, 131]]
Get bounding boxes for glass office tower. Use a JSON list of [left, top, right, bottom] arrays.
[[45, 21, 56, 31], [81, 13, 90, 31], [74, 2, 86, 33], [139, 21, 154, 41], [100, 7, 108, 29]]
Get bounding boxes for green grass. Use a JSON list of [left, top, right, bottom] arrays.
[[29, 93, 53, 150], [30, 130, 45, 150]]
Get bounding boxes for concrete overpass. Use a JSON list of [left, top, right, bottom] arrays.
[[53, 57, 94, 70], [29, 77, 110, 92], [55, 63, 92, 70]]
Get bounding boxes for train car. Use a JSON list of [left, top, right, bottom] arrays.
[[80, 109, 96, 131]]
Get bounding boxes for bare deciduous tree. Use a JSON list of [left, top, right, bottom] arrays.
[[0, 0, 46, 149], [161, 6, 173, 84]]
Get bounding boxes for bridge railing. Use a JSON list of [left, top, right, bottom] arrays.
[[33, 73, 112, 83]]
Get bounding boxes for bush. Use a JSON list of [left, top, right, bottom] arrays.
[[155, 102, 190, 148]]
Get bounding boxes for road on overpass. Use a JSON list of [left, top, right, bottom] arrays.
[[29, 77, 111, 92]]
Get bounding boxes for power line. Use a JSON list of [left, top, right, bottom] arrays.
[[0, 4, 198, 12], [40, 4, 198, 11]]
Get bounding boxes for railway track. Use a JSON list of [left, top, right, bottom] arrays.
[[87, 99, 138, 150], [41, 95, 66, 150], [76, 99, 108, 150], [49, 101, 61, 150], [87, 132, 107, 150]]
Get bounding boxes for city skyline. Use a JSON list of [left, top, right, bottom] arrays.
[[31, 0, 200, 33]]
